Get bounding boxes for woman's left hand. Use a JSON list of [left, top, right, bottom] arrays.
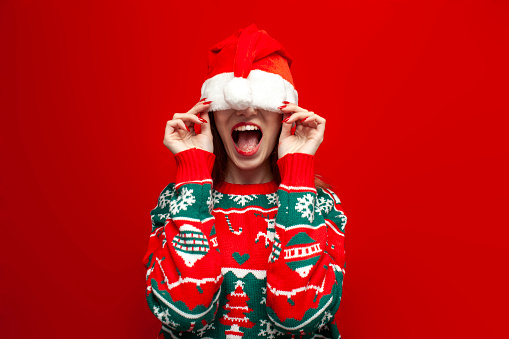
[[278, 102, 326, 159]]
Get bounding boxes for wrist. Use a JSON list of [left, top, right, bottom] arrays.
[[277, 152, 315, 188], [174, 148, 215, 186], [277, 143, 319, 160]]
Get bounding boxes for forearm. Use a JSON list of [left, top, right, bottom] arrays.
[[144, 148, 222, 332], [266, 153, 345, 334]]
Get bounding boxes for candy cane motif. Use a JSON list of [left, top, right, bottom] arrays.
[[226, 215, 242, 235]]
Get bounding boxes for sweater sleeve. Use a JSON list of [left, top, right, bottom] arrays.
[[143, 148, 223, 333], [266, 153, 347, 335]]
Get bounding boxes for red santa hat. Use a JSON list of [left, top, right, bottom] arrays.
[[201, 23, 298, 113]]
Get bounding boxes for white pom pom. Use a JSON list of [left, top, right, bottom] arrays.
[[223, 77, 252, 110]]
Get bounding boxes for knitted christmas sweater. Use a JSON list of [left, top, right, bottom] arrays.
[[143, 148, 347, 339]]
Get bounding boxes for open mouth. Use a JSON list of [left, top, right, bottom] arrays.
[[231, 123, 263, 156]]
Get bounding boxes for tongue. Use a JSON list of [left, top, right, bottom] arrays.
[[237, 131, 259, 152]]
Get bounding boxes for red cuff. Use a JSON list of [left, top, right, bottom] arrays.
[[277, 153, 315, 188], [174, 148, 215, 184]]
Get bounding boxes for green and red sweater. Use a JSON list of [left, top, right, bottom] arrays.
[[143, 148, 347, 339]]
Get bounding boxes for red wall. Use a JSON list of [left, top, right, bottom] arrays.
[[1, 0, 508, 337]]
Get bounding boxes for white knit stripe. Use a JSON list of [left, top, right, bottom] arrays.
[[266, 277, 326, 298], [331, 263, 346, 275], [275, 222, 326, 231], [221, 267, 266, 280], [284, 243, 322, 259], [279, 184, 317, 193], [266, 295, 333, 331], [201, 69, 298, 113], [214, 206, 278, 214], [175, 179, 213, 189], [322, 188, 342, 204], [150, 226, 164, 237], [161, 325, 180, 338], [152, 283, 221, 319], [157, 258, 222, 290], [225, 305, 250, 311], [161, 325, 215, 338], [172, 216, 215, 223], [325, 220, 344, 236], [222, 315, 252, 324]]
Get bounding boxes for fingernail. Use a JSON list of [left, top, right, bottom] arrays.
[[282, 117, 290, 123], [186, 125, 191, 132], [278, 105, 287, 110], [199, 98, 207, 102], [199, 118, 207, 123], [203, 101, 213, 105], [282, 101, 290, 104], [301, 117, 309, 123]]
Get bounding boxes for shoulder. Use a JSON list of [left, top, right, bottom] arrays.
[[316, 187, 343, 214], [156, 183, 177, 209], [316, 187, 347, 233], [317, 188, 347, 267], [150, 183, 176, 231]]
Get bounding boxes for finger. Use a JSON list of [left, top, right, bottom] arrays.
[[167, 119, 191, 133], [189, 100, 213, 115], [304, 114, 326, 129], [193, 98, 208, 107], [282, 111, 314, 125], [280, 112, 293, 139], [314, 115, 326, 134], [278, 102, 309, 114], [173, 112, 206, 126], [296, 114, 326, 138], [165, 120, 177, 135], [298, 115, 319, 128], [165, 120, 187, 141]]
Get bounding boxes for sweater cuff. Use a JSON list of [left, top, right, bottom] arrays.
[[277, 153, 315, 188], [174, 148, 215, 185]]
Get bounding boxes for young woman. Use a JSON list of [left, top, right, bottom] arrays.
[[143, 24, 347, 339]]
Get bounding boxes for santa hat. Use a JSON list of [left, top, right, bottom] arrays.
[[201, 23, 298, 113]]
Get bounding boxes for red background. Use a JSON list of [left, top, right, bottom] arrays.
[[1, 0, 508, 337]]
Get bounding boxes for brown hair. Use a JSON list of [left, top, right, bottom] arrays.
[[209, 112, 331, 190]]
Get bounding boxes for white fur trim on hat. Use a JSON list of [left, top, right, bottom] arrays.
[[224, 77, 252, 110], [201, 69, 298, 113]]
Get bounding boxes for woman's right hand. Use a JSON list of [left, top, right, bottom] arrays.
[[163, 99, 213, 155]]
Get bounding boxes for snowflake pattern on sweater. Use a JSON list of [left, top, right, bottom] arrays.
[[143, 148, 347, 339]]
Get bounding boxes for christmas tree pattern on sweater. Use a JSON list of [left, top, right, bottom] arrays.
[[220, 280, 255, 338], [143, 148, 347, 338]]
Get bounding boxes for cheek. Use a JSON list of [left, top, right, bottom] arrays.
[[219, 129, 231, 145], [264, 126, 281, 147], [214, 115, 235, 143], [262, 113, 283, 141], [214, 122, 229, 141]]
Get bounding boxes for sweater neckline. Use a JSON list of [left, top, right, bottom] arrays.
[[214, 180, 278, 195]]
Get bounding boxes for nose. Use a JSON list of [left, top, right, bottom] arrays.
[[236, 107, 258, 117]]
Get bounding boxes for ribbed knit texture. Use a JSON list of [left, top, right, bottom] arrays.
[[277, 152, 315, 188], [174, 147, 215, 188], [143, 148, 347, 339]]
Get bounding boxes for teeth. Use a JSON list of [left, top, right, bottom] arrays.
[[233, 125, 259, 132]]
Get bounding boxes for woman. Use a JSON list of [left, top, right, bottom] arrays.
[[143, 24, 347, 339]]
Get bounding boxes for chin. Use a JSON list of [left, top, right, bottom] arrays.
[[227, 146, 270, 171]]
